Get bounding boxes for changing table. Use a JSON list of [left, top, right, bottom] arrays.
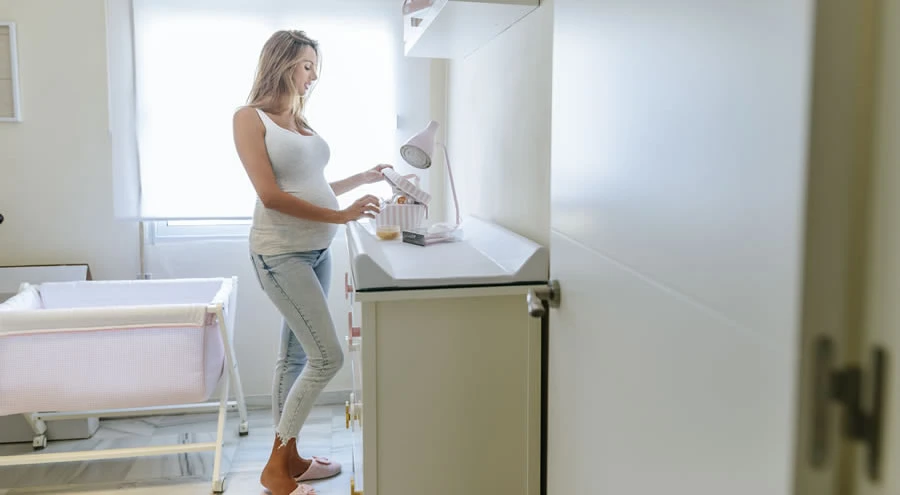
[[343, 216, 548, 495]]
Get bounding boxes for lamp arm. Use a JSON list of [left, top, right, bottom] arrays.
[[439, 143, 461, 226]]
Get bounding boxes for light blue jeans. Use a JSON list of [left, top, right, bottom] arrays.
[[251, 248, 343, 445]]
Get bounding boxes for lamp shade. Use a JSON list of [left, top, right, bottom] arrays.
[[400, 120, 439, 169]]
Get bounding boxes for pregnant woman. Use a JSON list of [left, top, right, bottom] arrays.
[[233, 29, 387, 495]]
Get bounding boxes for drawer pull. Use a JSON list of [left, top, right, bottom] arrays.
[[348, 312, 361, 338], [345, 401, 351, 430]]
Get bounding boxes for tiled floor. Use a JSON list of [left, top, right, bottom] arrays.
[[0, 406, 352, 494]]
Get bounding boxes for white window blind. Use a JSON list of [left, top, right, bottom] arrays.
[[115, 0, 407, 220]]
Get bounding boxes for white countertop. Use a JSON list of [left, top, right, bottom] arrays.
[[346, 216, 549, 291]]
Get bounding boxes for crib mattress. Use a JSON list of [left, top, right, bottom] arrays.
[[0, 278, 235, 416]]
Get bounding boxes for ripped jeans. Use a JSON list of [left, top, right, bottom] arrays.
[[251, 247, 343, 444]]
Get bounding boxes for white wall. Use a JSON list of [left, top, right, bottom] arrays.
[[0, 0, 139, 281], [445, 0, 553, 246], [0, 0, 439, 404]]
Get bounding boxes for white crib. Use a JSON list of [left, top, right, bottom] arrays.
[[0, 277, 249, 493]]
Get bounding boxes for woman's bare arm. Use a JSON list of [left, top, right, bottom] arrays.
[[330, 173, 366, 196]]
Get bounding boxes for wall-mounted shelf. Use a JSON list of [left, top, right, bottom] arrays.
[[403, 0, 540, 60]]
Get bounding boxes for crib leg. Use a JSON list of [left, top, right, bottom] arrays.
[[212, 479, 225, 493], [226, 343, 249, 436], [233, 367, 249, 438], [211, 372, 230, 494], [216, 310, 249, 436]]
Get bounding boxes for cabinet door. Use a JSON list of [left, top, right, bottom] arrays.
[[855, 1, 900, 492]]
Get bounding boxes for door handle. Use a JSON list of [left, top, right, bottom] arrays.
[[526, 280, 561, 318], [810, 336, 887, 481]]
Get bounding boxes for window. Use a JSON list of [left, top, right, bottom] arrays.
[[115, 0, 405, 223]]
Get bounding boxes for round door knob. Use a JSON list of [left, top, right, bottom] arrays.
[[0, 213, 4, 224]]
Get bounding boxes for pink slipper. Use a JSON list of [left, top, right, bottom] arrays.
[[290, 484, 316, 495], [264, 484, 316, 495], [295, 456, 342, 482]]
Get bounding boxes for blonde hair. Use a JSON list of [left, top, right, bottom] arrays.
[[247, 30, 321, 131]]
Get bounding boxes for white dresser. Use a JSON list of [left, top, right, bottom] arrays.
[[343, 217, 548, 495]]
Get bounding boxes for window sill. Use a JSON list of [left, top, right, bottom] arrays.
[[147, 220, 348, 244]]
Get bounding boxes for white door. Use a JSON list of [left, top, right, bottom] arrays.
[[545, 0, 858, 493], [856, 1, 900, 493]]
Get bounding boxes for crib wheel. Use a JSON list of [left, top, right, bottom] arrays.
[[32, 434, 47, 450], [238, 421, 249, 436]]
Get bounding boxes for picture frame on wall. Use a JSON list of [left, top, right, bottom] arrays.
[[0, 21, 21, 122]]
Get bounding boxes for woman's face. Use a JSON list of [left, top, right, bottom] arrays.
[[293, 46, 319, 96]]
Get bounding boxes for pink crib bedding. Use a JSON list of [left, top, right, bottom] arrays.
[[0, 278, 234, 416]]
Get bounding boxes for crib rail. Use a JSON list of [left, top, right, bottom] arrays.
[[0, 442, 220, 467], [33, 401, 242, 421]]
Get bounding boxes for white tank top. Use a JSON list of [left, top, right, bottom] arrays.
[[249, 108, 340, 255]]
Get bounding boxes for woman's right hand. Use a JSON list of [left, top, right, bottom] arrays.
[[339, 195, 381, 223]]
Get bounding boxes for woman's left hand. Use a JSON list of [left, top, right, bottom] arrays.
[[361, 164, 393, 184]]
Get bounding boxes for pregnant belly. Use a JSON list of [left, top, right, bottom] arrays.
[[256, 188, 339, 225]]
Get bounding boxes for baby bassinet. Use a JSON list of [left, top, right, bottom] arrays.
[[0, 277, 249, 493]]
